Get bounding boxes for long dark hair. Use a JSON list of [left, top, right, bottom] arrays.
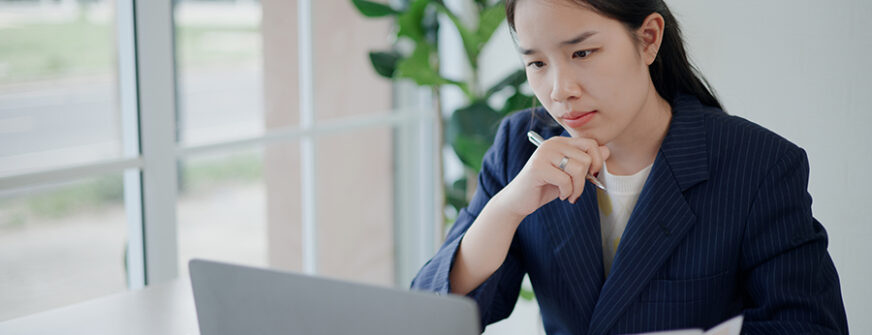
[[506, 0, 722, 110]]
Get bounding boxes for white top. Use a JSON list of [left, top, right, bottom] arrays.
[[596, 162, 653, 277]]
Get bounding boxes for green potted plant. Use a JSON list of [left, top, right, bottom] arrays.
[[351, 0, 536, 221]]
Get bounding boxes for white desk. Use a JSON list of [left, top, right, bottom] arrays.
[[0, 279, 199, 335]]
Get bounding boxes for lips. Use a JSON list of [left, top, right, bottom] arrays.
[[561, 110, 596, 128], [562, 111, 595, 120]]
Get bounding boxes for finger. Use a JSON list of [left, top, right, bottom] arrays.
[[554, 143, 593, 176], [565, 137, 605, 176], [560, 143, 602, 194], [561, 158, 590, 203], [549, 142, 594, 201], [539, 139, 592, 202], [539, 161, 573, 200], [535, 139, 589, 201]]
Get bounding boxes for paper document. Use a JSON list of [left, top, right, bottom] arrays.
[[625, 315, 743, 335]]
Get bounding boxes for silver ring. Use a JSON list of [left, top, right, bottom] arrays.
[[558, 156, 569, 171]]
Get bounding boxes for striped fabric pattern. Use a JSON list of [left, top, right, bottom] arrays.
[[410, 94, 848, 335]]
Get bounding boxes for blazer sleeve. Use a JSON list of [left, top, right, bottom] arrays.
[[739, 146, 849, 334], [410, 115, 527, 331]]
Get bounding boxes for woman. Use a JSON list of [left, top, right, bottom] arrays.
[[411, 0, 848, 334]]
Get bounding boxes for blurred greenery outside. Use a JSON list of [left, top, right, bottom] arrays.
[[0, 19, 258, 84], [0, 14, 261, 227], [0, 152, 262, 229]]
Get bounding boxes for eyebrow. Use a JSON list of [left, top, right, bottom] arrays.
[[519, 31, 598, 55]]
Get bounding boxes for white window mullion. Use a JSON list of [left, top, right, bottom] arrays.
[[416, 89, 438, 269], [298, 0, 318, 275], [134, 0, 179, 285], [392, 82, 439, 287], [116, 0, 145, 290]]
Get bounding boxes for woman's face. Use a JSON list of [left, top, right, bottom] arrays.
[[514, 0, 655, 144]]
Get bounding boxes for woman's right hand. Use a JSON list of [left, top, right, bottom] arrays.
[[492, 136, 611, 218], [448, 135, 608, 295]]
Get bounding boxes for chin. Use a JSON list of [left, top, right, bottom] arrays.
[[566, 127, 593, 140], [572, 129, 613, 146]]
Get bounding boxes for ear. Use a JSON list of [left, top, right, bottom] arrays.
[[636, 13, 665, 66]]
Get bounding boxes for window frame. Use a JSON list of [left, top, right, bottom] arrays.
[[0, 0, 438, 293]]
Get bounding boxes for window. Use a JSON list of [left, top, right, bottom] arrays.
[[0, 175, 128, 320], [0, 0, 437, 320], [0, 0, 133, 320], [0, 0, 124, 176]]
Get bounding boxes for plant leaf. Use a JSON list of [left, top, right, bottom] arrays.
[[351, 0, 399, 17], [368, 50, 401, 78], [397, 0, 429, 41], [434, 3, 479, 67], [519, 287, 535, 301], [396, 43, 445, 86], [447, 102, 502, 171], [485, 69, 526, 98], [476, 3, 505, 49], [445, 177, 469, 211], [500, 92, 536, 116], [452, 137, 487, 172]]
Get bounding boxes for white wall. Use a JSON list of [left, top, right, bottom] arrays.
[[668, 1, 871, 333], [478, 1, 871, 333]]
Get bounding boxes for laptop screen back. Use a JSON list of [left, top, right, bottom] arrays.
[[189, 259, 479, 335]]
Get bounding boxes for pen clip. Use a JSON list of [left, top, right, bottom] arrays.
[[527, 131, 544, 147]]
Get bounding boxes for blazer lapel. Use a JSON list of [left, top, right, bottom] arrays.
[[541, 182, 605, 332], [588, 96, 711, 335]]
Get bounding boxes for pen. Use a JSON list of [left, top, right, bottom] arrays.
[[527, 130, 607, 191]]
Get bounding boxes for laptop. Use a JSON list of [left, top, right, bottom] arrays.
[[189, 259, 480, 335]]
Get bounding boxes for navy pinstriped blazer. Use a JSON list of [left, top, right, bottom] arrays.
[[411, 94, 848, 334]]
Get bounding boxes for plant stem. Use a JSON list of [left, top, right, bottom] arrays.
[[432, 85, 446, 239]]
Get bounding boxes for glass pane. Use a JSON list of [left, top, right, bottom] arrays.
[[174, 0, 266, 147], [316, 126, 394, 286], [0, 174, 128, 321], [0, 1, 122, 177], [177, 144, 304, 276], [312, 1, 392, 121]]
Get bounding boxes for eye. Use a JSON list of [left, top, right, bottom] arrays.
[[526, 61, 545, 69], [573, 49, 594, 59]]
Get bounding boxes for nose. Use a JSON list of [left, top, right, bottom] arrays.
[[550, 70, 582, 103]]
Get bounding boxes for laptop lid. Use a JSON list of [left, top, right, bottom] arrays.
[[189, 259, 480, 335]]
